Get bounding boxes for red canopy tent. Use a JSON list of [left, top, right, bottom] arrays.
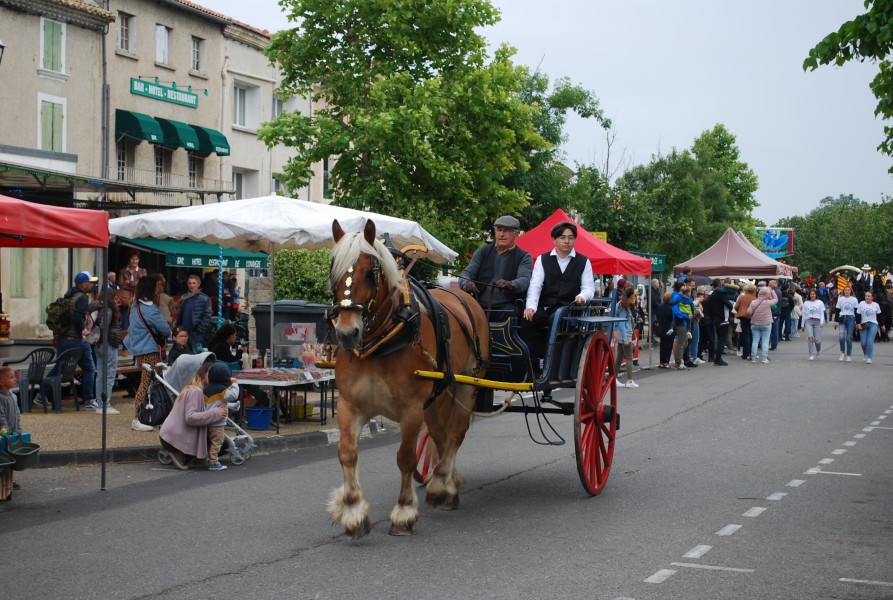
[[515, 209, 652, 275], [0, 194, 109, 248], [672, 228, 795, 279], [0, 194, 112, 486]]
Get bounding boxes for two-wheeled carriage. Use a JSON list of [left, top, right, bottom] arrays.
[[413, 302, 624, 496]]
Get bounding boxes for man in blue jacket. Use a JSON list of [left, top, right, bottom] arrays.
[[175, 274, 212, 351]]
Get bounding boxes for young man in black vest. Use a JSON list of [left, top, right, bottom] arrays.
[[523, 221, 595, 362], [459, 215, 532, 315]]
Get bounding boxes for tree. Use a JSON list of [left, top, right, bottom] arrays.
[[804, 0, 893, 171], [273, 248, 332, 304], [260, 0, 547, 255]]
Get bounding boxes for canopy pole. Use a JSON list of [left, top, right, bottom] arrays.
[[217, 193, 224, 326], [270, 252, 279, 435], [100, 247, 109, 491]]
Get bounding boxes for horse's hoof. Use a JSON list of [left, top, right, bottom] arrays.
[[348, 518, 372, 540], [436, 494, 459, 511], [388, 522, 414, 536]]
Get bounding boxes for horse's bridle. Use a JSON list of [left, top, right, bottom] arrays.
[[331, 256, 383, 317]]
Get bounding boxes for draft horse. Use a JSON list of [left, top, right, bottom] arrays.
[[328, 219, 490, 538]]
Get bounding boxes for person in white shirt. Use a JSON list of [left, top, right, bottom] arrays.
[[523, 221, 595, 363], [833, 285, 859, 361], [856, 291, 884, 363], [800, 288, 825, 360]]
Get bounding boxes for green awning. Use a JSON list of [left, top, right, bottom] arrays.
[[115, 109, 164, 145], [155, 117, 200, 152], [122, 238, 269, 269], [189, 125, 230, 156]]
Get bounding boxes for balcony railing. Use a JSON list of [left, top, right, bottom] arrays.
[[107, 166, 234, 207]]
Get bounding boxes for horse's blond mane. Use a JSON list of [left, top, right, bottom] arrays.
[[330, 231, 403, 291]]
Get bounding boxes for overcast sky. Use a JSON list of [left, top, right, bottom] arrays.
[[200, 0, 892, 225]]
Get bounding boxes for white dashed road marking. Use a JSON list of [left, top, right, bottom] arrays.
[[715, 524, 742, 536], [743, 507, 766, 517], [819, 458, 834, 464], [839, 578, 893, 587], [787, 479, 805, 487], [843, 441, 857, 446], [644, 569, 676, 583], [670, 562, 754, 573], [766, 492, 786, 501], [832, 449, 847, 455], [683, 545, 713, 558]]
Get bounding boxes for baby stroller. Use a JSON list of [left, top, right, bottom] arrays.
[[146, 356, 256, 467]]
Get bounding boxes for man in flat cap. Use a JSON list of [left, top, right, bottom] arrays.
[[459, 215, 532, 315]]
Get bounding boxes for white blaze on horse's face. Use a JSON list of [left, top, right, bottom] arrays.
[[332, 257, 377, 350]]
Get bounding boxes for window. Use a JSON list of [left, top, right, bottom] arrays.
[[154, 146, 171, 186], [38, 95, 65, 152], [188, 154, 204, 188], [9, 248, 24, 297], [233, 172, 244, 199], [234, 86, 247, 127], [118, 12, 134, 52], [272, 175, 287, 196], [41, 18, 65, 72], [191, 37, 205, 73], [156, 25, 171, 64], [323, 157, 331, 199], [116, 140, 135, 180], [272, 97, 284, 118]]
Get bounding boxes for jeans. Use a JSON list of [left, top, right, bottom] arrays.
[[739, 319, 752, 359], [859, 322, 878, 359], [95, 343, 118, 406], [770, 314, 780, 349], [688, 321, 700, 360], [838, 315, 855, 356], [751, 323, 772, 360], [781, 310, 793, 340], [41, 336, 96, 403], [803, 318, 822, 357]]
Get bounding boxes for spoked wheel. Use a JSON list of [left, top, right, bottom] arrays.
[[158, 449, 173, 466], [574, 332, 618, 496], [413, 424, 436, 484]]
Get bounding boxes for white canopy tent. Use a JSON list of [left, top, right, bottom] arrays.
[[109, 195, 456, 429]]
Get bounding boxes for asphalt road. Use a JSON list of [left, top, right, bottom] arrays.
[[2, 338, 891, 600]]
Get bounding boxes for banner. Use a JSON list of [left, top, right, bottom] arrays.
[[755, 227, 794, 259]]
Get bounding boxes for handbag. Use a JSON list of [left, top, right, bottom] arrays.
[[136, 302, 168, 350], [138, 380, 175, 426]]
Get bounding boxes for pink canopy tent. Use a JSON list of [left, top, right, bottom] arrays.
[[515, 209, 652, 275], [672, 228, 795, 278]]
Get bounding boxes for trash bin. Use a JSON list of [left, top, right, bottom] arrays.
[[252, 300, 330, 355]]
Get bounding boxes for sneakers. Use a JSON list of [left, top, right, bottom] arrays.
[[808, 355, 814, 361], [625, 380, 639, 388], [131, 419, 154, 432], [816, 353, 820, 360], [12, 480, 21, 491], [846, 356, 852, 362], [83, 401, 100, 412], [666, 328, 675, 336], [839, 353, 845, 361], [736, 349, 742, 356], [693, 357, 705, 365], [750, 358, 757, 363], [32, 395, 47, 408], [208, 462, 228, 471], [866, 358, 872, 364], [761, 358, 770, 364], [97, 405, 120, 415], [170, 450, 189, 471], [686, 332, 693, 340]]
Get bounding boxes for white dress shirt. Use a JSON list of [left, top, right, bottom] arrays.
[[525, 249, 595, 311]]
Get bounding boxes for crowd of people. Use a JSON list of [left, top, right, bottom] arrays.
[[649, 264, 890, 371]]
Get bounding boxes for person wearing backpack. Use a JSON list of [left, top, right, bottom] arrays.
[[90, 287, 125, 415], [127, 275, 172, 432], [37, 271, 100, 411]]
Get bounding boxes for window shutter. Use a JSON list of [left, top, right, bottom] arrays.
[[44, 20, 62, 71]]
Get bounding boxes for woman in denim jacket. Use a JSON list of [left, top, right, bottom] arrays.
[[127, 275, 171, 432]]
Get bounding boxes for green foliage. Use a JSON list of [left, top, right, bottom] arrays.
[[776, 194, 893, 275], [805, 0, 893, 171], [571, 124, 759, 270], [273, 248, 332, 304], [261, 0, 547, 254]]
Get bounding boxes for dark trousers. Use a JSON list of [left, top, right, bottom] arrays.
[[659, 331, 674, 365], [712, 322, 728, 362], [521, 306, 560, 360], [739, 319, 753, 359]]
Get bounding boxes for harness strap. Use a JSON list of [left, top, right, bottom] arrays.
[[409, 278, 455, 409], [436, 286, 487, 372]]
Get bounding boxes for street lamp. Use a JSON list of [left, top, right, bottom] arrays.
[[0, 39, 5, 67]]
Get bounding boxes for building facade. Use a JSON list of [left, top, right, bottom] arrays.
[[0, 0, 326, 338]]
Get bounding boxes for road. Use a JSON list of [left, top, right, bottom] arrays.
[[2, 339, 892, 599]]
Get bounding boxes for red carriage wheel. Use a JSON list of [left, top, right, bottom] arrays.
[[574, 332, 618, 496], [413, 424, 434, 484]]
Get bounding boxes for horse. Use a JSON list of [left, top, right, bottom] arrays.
[[327, 218, 490, 538]]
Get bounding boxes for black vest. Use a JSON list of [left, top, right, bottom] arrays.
[[539, 252, 587, 308], [474, 244, 528, 309]]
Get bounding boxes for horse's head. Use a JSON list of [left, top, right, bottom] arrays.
[[329, 219, 402, 350]]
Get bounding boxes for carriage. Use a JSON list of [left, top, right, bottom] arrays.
[[327, 218, 627, 538]]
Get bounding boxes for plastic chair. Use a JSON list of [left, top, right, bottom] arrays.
[[43, 347, 83, 413], [2, 348, 55, 414]]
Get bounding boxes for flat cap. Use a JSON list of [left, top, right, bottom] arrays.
[[493, 215, 521, 230]]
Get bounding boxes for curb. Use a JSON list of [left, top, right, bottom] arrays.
[[35, 420, 389, 468]]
